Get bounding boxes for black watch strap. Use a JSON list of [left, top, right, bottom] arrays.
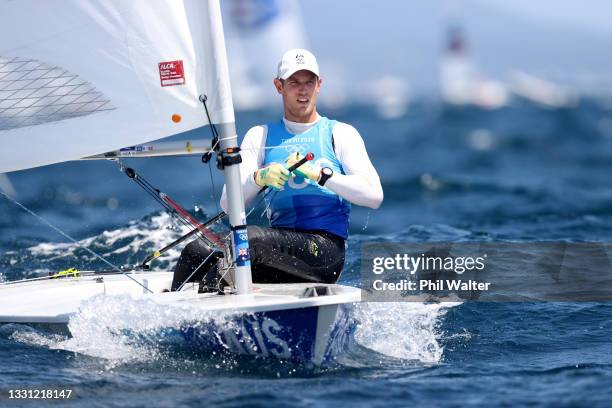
[[318, 167, 333, 186]]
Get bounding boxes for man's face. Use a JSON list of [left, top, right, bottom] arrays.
[[274, 70, 321, 123]]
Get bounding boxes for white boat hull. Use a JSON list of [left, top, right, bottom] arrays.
[[0, 272, 360, 365]]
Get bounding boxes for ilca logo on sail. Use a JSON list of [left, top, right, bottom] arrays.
[[158, 60, 185, 87]]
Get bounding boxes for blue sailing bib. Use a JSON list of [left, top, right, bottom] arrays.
[[263, 117, 351, 239]]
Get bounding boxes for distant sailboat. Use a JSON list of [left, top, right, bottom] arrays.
[[439, 24, 508, 110], [508, 70, 578, 109], [366, 76, 410, 120]]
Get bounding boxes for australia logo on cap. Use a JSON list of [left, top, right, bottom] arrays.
[[295, 54, 305, 64]]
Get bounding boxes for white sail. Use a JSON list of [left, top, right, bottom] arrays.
[[0, 0, 234, 173]]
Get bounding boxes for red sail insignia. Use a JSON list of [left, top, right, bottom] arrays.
[[158, 60, 185, 87]]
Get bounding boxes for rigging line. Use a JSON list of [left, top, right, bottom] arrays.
[[129, 177, 185, 223], [0, 190, 153, 294], [217, 261, 234, 293], [214, 136, 235, 143], [260, 189, 277, 220], [115, 160, 221, 249], [200, 95, 222, 215], [207, 160, 220, 215], [161, 195, 224, 248], [245, 205, 257, 219], [139, 210, 227, 268], [204, 139, 220, 217], [119, 170, 170, 214], [210, 136, 220, 152], [245, 187, 274, 219], [131, 178, 172, 210], [135, 182, 218, 248], [200, 94, 219, 140], [115, 160, 170, 210], [111, 164, 224, 259]]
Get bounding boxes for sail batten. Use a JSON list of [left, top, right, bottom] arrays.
[[0, 0, 234, 173]]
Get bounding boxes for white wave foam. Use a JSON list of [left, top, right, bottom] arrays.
[[52, 294, 236, 368], [4, 295, 458, 370], [353, 302, 459, 364], [1, 293, 239, 370], [27, 212, 190, 269], [5, 324, 67, 347]]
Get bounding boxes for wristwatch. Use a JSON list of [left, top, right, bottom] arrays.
[[318, 167, 333, 186]]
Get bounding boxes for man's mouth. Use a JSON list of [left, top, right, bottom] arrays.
[[297, 98, 309, 104]]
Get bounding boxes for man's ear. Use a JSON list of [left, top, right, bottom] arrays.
[[273, 78, 283, 94]]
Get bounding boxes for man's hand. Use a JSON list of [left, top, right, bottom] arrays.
[[285, 152, 321, 182], [254, 163, 291, 190]]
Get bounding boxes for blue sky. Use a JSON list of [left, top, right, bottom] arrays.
[[478, 0, 612, 36]]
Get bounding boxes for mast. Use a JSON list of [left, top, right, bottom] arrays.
[[207, 0, 253, 294], [217, 125, 253, 295]]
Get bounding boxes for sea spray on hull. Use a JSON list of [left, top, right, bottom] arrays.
[[9, 292, 357, 368], [4, 299, 456, 372], [352, 302, 459, 364], [55, 295, 238, 364]]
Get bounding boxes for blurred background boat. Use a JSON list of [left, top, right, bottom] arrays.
[[508, 70, 579, 108], [439, 23, 509, 110]]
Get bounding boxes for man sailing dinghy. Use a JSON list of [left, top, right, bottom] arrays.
[[172, 49, 383, 290], [0, 0, 360, 365]]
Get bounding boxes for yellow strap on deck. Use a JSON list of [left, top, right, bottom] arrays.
[[51, 267, 79, 279]]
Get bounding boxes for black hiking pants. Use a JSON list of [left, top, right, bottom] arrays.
[[171, 225, 346, 291]]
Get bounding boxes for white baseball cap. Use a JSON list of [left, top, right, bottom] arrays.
[[276, 48, 319, 80]]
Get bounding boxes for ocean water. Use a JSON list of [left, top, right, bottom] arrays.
[[2, 100, 612, 407]]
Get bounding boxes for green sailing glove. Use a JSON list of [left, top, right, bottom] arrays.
[[285, 152, 321, 182], [254, 163, 291, 190]]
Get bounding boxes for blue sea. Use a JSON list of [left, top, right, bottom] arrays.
[[2, 99, 612, 407]]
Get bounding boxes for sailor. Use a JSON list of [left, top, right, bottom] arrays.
[[171, 48, 383, 290]]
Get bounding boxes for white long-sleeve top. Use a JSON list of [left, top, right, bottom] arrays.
[[220, 114, 383, 212]]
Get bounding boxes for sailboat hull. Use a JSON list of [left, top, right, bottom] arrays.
[[180, 302, 356, 365], [0, 272, 360, 365]]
